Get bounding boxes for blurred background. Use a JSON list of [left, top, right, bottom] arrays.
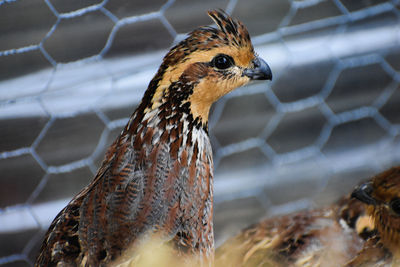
[[1, 0, 400, 266]]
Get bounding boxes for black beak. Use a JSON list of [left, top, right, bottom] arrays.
[[351, 182, 377, 206], [244, 56, 272, 81]]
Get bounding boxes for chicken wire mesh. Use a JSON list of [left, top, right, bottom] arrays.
[[1, 0, 400, 265]]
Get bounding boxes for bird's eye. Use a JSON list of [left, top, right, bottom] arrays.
[[212, 54, 234, 70], [390, 198, 400, 215]]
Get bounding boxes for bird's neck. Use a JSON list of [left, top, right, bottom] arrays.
[[134, 62, 214, 131], [378, 225, 400, 257], [368, 207, 400, 258]]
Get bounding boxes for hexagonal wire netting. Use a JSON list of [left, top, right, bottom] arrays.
[[1, 0, 400, 265]]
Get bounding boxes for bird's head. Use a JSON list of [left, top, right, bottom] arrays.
[[143, 10, 272, 129], [351, 167, 400, 254]]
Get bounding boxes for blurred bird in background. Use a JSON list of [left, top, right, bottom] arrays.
[[349, 166, 400, 266], [216, 167, 400, 267], [216, 194, 373, 267], [35, 10, 272, 266]]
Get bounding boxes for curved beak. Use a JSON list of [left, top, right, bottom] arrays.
[[244, 56, 272, 81], [351, 182, 377, 206]]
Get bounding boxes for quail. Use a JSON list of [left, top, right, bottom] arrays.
[[215, 196, 373, 267], [216, 168, 400, 267], [350, 166, 400, 266], [35, 10, 272, 266]]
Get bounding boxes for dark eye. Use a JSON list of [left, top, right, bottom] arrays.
[[390, 198, 400, 215], [212, 54, 234, 69]]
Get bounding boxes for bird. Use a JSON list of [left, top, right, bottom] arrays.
[[349, 166, 400, 266], [215, 167, 400, 267], [215, 192, 375, 267], [35, 10, 272, 267]]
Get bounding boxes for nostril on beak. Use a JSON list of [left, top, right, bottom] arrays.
[[244, 57, 272, 81]]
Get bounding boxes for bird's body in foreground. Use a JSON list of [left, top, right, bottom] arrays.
[[216, 196, 373, 267], [35, 10, 271, 266]]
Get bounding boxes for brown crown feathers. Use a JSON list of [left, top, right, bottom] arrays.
[[35, 10, 271, 267]]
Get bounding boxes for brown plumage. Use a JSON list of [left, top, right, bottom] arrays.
[[350, 166, 400, 266], [215, 196, 374, 267], [216, 167, 400, 267], [35, 10, 272, 266]]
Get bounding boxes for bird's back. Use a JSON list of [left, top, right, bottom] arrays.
[[216, 198, 372, 267]]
